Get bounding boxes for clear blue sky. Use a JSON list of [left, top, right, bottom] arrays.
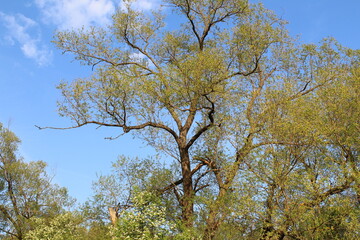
[[1, 0, 359, 204]]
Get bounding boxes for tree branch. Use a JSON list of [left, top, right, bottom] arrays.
[[186, 95, 215, 150], [157, 163, 205, 194], [303, 181, 353, 207], [36, 120, 179, 140]]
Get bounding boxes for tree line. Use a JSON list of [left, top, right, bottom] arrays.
[[1, 0, 359, 239]]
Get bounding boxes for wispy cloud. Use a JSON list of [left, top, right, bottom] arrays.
[[0, 12, 53, 66], [34, 0, 161, 30], [126, 0, 160, 11], [34, 0, 116, 30]]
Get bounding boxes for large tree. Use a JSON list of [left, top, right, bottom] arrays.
[[49, 0, 359, 238]]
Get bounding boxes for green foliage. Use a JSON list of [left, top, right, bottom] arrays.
[[24, 212, 85, 240], [0, 124, 75, 239], [82, 155, 175, 224], [51, 0, 360, 239], [109, 191, 174, 240], [85, 222, 112, 240]]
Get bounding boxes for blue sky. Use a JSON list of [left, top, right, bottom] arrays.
[[0, 0, 359, 204]]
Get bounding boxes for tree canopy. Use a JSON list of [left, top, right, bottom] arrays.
[[26, 0, 360, 239], [0, 124, 75, 240]]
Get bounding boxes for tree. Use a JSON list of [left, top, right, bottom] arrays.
[[208, 41, 360, 239], [86, 155, 203, 239], [51, 0, 276, 229], [109, 190, 174, 240], [24, 212, 86, 240], [49, 0, 359, 238], [82, 156, 174, 224], [0, 124, 74, 239]]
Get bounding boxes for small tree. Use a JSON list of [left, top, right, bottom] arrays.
[[0, 124, 74, 239], [24, 212, 85, 240], [109, 190, 174, 240]]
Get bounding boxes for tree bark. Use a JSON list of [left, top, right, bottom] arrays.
[[108, 207, 119, 225], [203, 167, 228, 240], [179, 147, 194, 227]]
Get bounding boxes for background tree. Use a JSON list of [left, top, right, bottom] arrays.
[[82, 156, 173, 223], [109, 190, 174, 240], [85, 155, 207, 239], [24, 212, 86, 240], [0, 124, 75, 240], [202, 40, 360, 239]]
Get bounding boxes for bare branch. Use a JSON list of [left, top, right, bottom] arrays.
[[158, 179, 183, 194], [186, 95, 215, 150], [157, 163, 205, 194], [195, 184, 210, 193], [122, 25, 161, 71], [194, 170, 211, 192], [36, 120, 179, 140], [225, 56, 261, 80]]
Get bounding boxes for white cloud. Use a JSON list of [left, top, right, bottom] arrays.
[[120, 0, 161, 11], [3, 35, 15, 46], [0, 12, 53, 66], [34, 0, 116, 30], [129, 52, 155, 68], [131, 0, 159, 10], [129, 52, 146, 60], [138, 0, 155, 10], [34, 0, 161, 30]]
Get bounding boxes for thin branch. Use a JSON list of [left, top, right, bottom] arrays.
[[288, 79, 333, 101], [123, 26, 161, 71], [185, 95, 215, 150], [158, 163, 205, 194], [303, 181, 352, 207], [183, 0, 202, 49], [195, 184, 210, 193], [223, 56, 261, 82], [174, 187, 182, 204], [36, 120, 179, 140], [194, 169, 211, 192], [193, 156, 224, 189], [158, 179, 183, 194]]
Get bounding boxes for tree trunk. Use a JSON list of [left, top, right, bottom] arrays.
[[179, 148, 194, 227], [203, 209, 220, 240], [108, 207, 119, 225], [202, 149, 252, 239], [203, 187, 228, 240], [260, 183, 277, 240]]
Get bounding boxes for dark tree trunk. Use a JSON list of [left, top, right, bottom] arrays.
[[179, 148, 194, 227]]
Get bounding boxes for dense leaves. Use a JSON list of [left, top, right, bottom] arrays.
[[2, 0, 359, 239], [52, 0, 359, 239], [0, 125, 74, 240]]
